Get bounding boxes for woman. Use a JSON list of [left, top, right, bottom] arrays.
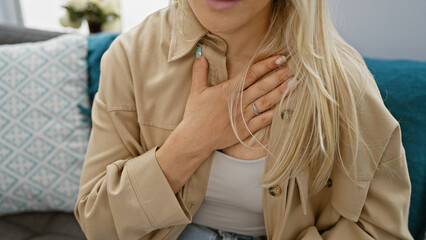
[[75, 0, 413, 239]]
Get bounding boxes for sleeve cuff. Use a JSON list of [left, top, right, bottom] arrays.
[[126, 147, 191, 228]]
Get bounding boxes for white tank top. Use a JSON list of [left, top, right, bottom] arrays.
[[192, 150, 267, 237]]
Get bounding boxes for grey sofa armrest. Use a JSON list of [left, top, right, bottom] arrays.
[[0, 212, 86, 240], [0, 24, 63, 44]]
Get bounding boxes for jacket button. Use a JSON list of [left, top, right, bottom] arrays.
[[280, 109, 293, 119], [327, 178, 333, 188], [268, 185, 282, 197]]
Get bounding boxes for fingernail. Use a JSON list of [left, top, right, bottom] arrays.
[[288, 77, 299, 89], [196, 45, 203, 58], [275, 56, 287, 66]]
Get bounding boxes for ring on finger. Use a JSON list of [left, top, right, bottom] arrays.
[[252, 102, 260, 116]]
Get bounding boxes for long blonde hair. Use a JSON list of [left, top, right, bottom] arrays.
[[173, 0, 373, 194]]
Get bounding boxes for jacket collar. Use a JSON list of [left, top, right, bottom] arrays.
[[168, 4, 209, 62]]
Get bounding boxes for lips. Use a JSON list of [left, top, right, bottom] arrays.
[[206, 0, 242, 10]]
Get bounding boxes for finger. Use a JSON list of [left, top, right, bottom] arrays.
[[247, 77, 297, 118], [248, 87, 282, 119], [242, 67, 292, 106], [245, 108, 275, 137], [191, 51, 209, 93], [243, 55, 287, 89]]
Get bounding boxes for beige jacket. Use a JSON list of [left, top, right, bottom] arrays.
[[75, 6, 413, 240]]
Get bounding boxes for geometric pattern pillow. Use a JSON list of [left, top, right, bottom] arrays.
[[0, 35, 89, 215]]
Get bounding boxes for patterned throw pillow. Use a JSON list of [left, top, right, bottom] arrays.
[[0, 35, 89, 215]]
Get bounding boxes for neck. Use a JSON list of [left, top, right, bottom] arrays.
[[213, 5, 271, 77]]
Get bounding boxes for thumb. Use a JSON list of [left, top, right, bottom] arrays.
[[191, 46, 208, 93]]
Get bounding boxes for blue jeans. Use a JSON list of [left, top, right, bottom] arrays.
[[177, 223, 267, 240]]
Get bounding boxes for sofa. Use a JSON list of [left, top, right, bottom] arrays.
[[0, 25, 116, 240], [0, 25, 424, 240]]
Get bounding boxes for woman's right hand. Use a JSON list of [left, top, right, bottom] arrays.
[[156, 54, 294, 193]]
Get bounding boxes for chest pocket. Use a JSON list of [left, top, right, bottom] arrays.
[[330, 167, 372, 222], [139, 123, 177, 152], [136, 83, 188, 152], [136, 96, 185, 152]]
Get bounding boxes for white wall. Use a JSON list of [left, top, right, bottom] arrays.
[[120, 0, 169, 32], [0, 0, 23, 25], [331, 0, 426, 61], [18, 0, 167, 34], [20, 0, 88, 34]]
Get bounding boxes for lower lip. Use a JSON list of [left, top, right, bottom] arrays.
[[206, 0, 241, 10]]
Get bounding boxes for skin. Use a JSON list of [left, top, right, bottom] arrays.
[[188, 0, 272, 70], [156, 0, 293, 193]]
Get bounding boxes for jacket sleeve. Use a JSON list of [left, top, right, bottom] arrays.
[[295, 126, 413, 239], [74, 39, 191, 240]]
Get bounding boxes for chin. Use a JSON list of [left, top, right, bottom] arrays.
[[188, 0, 272, 35], [203, 17, 250, 35]]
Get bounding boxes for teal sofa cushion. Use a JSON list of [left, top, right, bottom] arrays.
[[79, 32, 118, 117], [365, 58, 426, 240], [87, 32, 119, 104]]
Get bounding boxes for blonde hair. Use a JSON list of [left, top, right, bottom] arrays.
[[172, 0, 373, 194]]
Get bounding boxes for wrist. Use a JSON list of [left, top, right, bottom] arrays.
[[155, 122, 213, 193], [171, 120, 214, 158]]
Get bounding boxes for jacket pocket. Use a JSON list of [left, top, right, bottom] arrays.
[[139, 123, 176, 152], [330, 167, 371, 222]]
